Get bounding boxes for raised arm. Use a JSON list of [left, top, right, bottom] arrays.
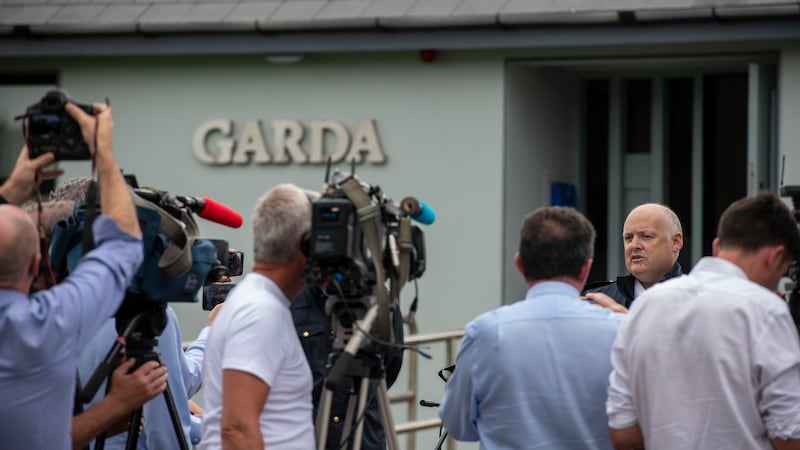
[[65, 102, 140, 238], [0, 146, 62, 205]]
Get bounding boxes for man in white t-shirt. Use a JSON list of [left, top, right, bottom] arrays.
[[200, 183, 314, 449]]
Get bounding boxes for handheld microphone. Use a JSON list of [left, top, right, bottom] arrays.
[[176, 195, 243, 228], [401, 196, 436, 225]]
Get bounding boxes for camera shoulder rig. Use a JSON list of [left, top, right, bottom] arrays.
[[338, 177, 415, 341]]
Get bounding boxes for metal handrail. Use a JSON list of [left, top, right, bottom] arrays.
[[390, 327, 465, 450]]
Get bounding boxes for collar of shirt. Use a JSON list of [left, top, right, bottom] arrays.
[[246, 272, 291, 308], [691, 256, 749, 281], [526, 280, 581, 301]]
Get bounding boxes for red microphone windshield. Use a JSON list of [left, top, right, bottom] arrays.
[[199, 197, 243, 228]]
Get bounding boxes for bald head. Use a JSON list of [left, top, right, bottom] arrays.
[[0, 204, 40, 289], [622, 203, 684, 288]]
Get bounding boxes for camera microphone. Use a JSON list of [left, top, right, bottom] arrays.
[[176, 195, 243, 228], [401, 196, 436, 225]]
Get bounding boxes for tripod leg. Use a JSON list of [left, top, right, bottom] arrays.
[[125, 408, 144, 450], [434, 429, 448, 450], [339, 385, 358, 449], [316, 388, 334, 450], [374, 378, 399, 450], [161, 381, 190, 450], [351, 378, 370, 450]]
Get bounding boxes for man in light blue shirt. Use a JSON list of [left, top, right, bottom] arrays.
[[57, 174, 222, 450], [77, 305, 215, 449], [439, 206, 625, 450], [0, 102, 151, 450]]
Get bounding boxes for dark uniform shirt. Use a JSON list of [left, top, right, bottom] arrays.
[[583, 262, 684, 308], [291, 286, 404, 450]]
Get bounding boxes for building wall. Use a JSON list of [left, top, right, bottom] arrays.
[[1, 51, 509, 336], [504, 63, 581, 303], [780, 45, 800, 189], [0, 52, 507, 447]]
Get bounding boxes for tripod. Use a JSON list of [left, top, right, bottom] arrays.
[[316, 302, 400, 450], [80, 299, 189, 450]]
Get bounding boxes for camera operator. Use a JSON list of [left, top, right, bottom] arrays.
[[200, 183, 315, 449], [25, 199, 168, 450], [0, 145, 63, 205], [291, 284, 404, 449], [56, 175, 223, 450], [0, 102, 149, 449]]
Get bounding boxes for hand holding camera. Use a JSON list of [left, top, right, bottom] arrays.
[[25, 89, 112, 161], [0, 146, 63, 205]]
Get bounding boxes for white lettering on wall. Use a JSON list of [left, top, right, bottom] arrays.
[[193, 119, 386, 165]]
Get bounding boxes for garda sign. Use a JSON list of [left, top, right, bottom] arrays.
[[193, 118, 386, 165]]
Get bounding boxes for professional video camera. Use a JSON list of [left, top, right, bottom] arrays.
[[49, 182, 241, 304], [305, 166, 431, 341], [22, 89, 94, 160], [780, 185, 800, 337], [304, 163, 434, 450]]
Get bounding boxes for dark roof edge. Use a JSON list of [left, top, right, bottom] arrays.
[[1, 19, 799, 58]]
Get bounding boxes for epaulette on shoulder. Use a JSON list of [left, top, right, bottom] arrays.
[[582, 280, 615, 292]]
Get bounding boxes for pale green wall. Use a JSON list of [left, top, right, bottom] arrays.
[[1, 52, 507, 338], [0, 53, 504, 448], [780, 45, 800, 189]]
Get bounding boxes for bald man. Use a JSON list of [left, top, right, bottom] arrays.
[[0, 102, 153, 450], [584, 203, 684, 308]]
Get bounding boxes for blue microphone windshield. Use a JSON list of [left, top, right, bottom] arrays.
[[414, 200, 436, 225], [401, 196, 436, 225]]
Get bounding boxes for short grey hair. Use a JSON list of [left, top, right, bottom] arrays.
[[51, 177, 93, 203], [252, 183, 311, 264], [25, 200, 77, 237], [661, 205, 683, 236]]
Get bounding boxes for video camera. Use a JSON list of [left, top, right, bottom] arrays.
[[202, 239, 244, 311], [305, 169, 429, 299], [23, 89, 94, 161], [780, 185, 800, 336], [49, 179, 242, 305], [305, 164, 432, 347]]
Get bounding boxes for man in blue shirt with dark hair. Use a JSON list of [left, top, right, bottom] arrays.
[[0, 102, 155, 450], [439, 206, 625, 449]]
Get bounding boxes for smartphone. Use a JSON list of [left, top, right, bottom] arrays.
[[202, 282, 236, 311]]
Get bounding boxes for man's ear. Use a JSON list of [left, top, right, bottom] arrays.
[[28, 252, 41, 278], [514, 252, 525, 278], [712, 237, 720, 257], [765, 245, 787, 273], [579, 258, 593, 287], [673, 232, 684, 253]]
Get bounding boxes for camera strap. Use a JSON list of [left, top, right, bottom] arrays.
[[396, 215, 413, 288], [131, 192, 198, 279], [340, 177, 394, 341]]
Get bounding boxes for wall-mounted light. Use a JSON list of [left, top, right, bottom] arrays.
[[264, 54, 306, 64]]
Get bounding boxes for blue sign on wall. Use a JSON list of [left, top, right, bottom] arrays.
[[551, 182, 576, 207]]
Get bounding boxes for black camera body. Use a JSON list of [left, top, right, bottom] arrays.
[[202, 239, 245, 310], [307, 197, 373, 298], [26, 90, 94, 160], [305, 170, 426, 300]]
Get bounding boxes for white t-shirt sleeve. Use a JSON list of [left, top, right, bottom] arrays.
[[220, 298, 286, 387]]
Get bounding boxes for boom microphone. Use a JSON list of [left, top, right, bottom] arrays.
[[176, 195, 243, 228], [400, 196, 436, 225]]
